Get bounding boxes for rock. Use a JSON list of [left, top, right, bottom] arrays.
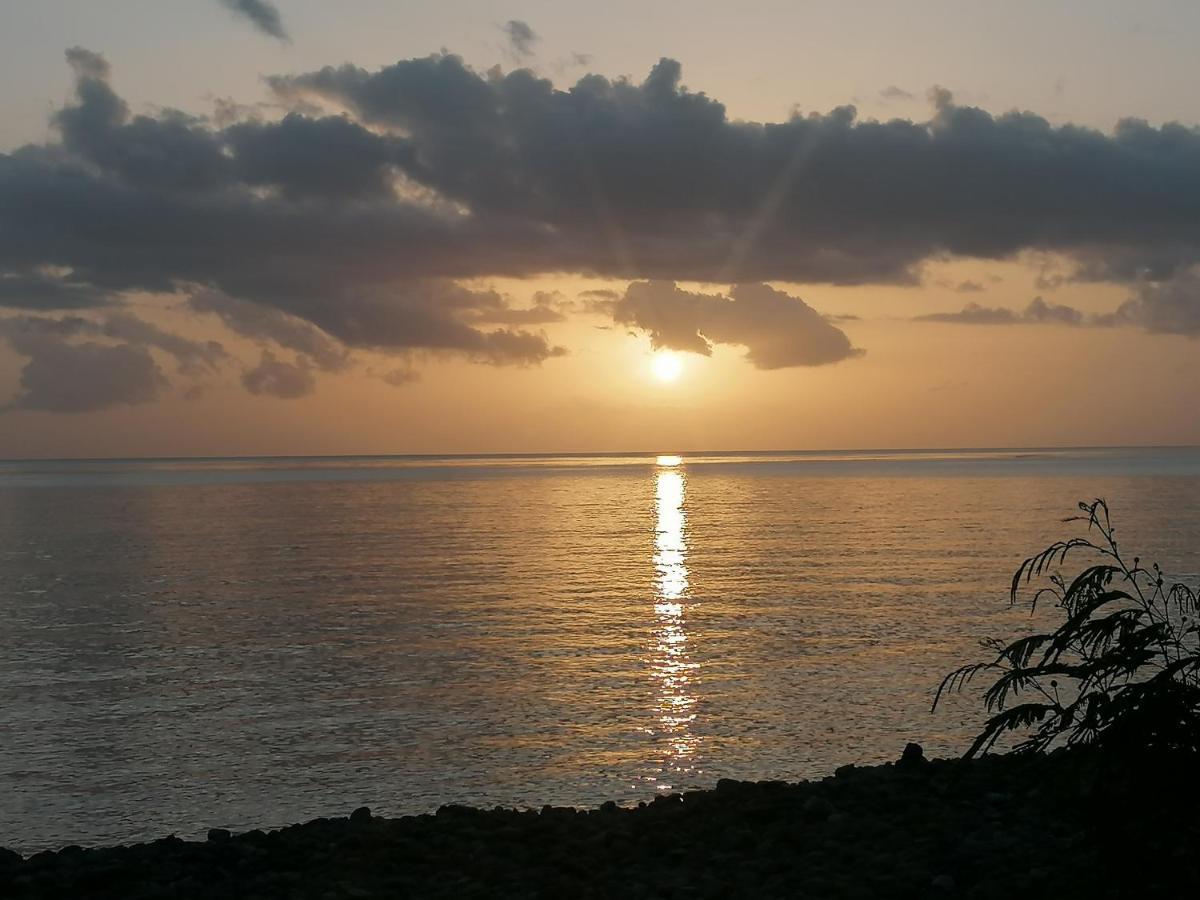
[[898, 742, 928, 770], [0, 747, 1191, 897], [834, 764, 857, 779], [802, 796, 833, 820], [27, 850, 57, 870], [350, 806, 373, 825]]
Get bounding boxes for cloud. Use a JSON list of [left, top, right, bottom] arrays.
[[224, 113, 409, 199], [879, 85, 915, 101], [241, 349, 315, 398], [5, 43, 1200, 416], [377, 365, 419, 386], [100, 313, 227, 374], [0, 311, 227, 411], [1105, 265, 1200, 335], [0, 271, 113, 309], [467, 290, 569, 325], [64, 46, 110, 80], [918, 304, 1017, 324], [0, 50, 566, 382], [218, 0, 288, 41], [612, 281, 862, 368], [1, 312, 226, 371], [932, 277, 986, 293], [1022, 296, 1085, 325], [502, 20, 539, 58], [0, 316, 168, 412], [188, 290, 348, 371], [261, 54, 1200, 292], [915, 296, 1087, 326]]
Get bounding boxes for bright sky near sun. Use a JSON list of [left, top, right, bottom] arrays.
[[2, 1, 1200, 456]]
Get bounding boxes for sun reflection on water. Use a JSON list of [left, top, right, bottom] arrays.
[[650, 457, 699, 788]]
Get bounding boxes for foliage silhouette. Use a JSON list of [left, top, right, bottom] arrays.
[[935, 499, 1200, 757]]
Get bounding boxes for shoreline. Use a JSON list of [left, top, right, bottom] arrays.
[[4, 745, 1197, 899]]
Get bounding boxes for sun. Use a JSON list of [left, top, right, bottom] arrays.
[[650, 350, 684, 382]]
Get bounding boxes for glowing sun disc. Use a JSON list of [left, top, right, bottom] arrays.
[[651, 351, 684, 382]]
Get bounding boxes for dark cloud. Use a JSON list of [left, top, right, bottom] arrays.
[[64, 47, 110, 80], [1106, 266, 1200, 335], [4, 41, 1200, 414], [264, 56, 1200, 290], [0, 311, 226, 411], [468, 290, 569, 325], [916, 304, 1018, 324], [225, 114, 410, 199], [377, 365, 419, 386], [879, 85, 915, 101], [99, 313, 227, 375], [0, 316, 168, 412], [0, 271, 113, 309], [54, 51, 231, 192], [915, 296, 1087, 326], [218, 0, 288, 41], [502, 20, 539, 58], [473, 329, 568, 365], [1023, 296, 1085, 325], [932, 277, 986, 293], [0, 312, 226, 372], [188, 290, 349, 371], [613, 281, 862, 368], [242, 350, 315, 398], [0, 50, 566, 380]]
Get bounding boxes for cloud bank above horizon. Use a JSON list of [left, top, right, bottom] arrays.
[[3, 45, 1200, 411]]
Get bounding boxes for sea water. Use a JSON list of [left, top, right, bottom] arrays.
[[2, 447, 1199, 850]]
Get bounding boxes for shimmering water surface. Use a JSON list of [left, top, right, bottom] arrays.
[[2, 447, 1199, 851]]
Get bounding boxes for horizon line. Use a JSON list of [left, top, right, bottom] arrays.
[[2, 443, 1199, 465]]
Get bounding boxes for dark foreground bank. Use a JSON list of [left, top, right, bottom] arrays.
[[2, 745, 1197, 899]]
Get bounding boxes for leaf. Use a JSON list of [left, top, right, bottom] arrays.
[[936, 498, 1200, 759]]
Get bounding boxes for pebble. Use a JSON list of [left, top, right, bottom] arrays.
[[0, 746, 1194, 898]]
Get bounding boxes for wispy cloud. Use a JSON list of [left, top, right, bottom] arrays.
[[218, 0, 289, 42], [501, 20, 538, 59], [915, 297, 1090, 326]]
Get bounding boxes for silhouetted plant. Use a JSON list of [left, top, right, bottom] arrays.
[[935, 499, 1200, 757]]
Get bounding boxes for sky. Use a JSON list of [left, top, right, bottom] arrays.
[[2, 0, 1200, 457]]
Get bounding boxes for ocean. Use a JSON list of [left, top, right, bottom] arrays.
[[2, 447, 1199, 851]]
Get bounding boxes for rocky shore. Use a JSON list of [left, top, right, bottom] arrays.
[[2, 745, 1197, 899]]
